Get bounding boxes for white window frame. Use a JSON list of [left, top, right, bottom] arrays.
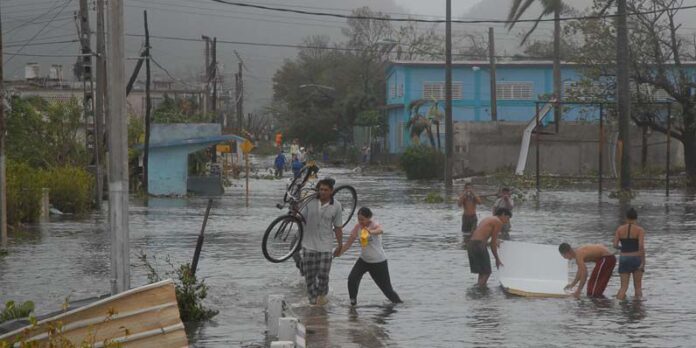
[[396, 121, 403, 147], [496, 81, 534, 100], [422, 81, 462, 100]]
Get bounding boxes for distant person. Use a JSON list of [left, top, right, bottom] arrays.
[[274, 151, 286, 178], [361, 144, 370, 164], [299, 179, 343, 305], [467, 208, 510, 287], [291, 154, 303, 178], [339, 207, 402, 306], [298, 147, 306, 163], [492, 187, 514, 240], [458, 183, 482, 244], [612, 208, 645, 300], [290, 139, 300, 157], [275, 132, 283, 149], [558, 243, 616, 298]]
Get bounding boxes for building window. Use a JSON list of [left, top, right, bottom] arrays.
[[398, 83, 404, 97], [423, 81, 462, 100], [389, 83, 397, 98], [563, 81, 606, 100], [496, 82, 533, 100]]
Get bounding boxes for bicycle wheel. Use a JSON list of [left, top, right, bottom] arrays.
[[262, 214, 304, 263], [332, 185, 357, 228], [283, 165, 316, 203]]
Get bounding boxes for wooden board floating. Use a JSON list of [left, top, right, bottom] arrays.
[[0, 279, 188, 347], [497, 241, 570, 298]]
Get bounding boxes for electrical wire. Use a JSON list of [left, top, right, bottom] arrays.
[[4, 0, 75, 64], [4, 38, 78, 48], [207, 0, 696, 25]]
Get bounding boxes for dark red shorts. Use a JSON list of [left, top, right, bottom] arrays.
[[586, 255, 616, 297]]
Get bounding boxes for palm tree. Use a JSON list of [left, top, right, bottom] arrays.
[[426, 97, 443, 150], [405, 99, 436, 147], [507, 0, 565, 132]]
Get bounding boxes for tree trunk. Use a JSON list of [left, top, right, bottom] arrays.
[[553, 7, 562, 133], [684, 135, 696, 187], [641, 126, 648, 170], [435, 122, 441, 150]]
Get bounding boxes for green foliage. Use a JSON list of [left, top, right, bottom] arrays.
[[6, 97, 88, 168], [6, 160, 43, 225], [152, 95, 211, 124], [42, 166, 94, 214], [399, 145, 444, 180], [137, 253, 218, 323], [423, 192, 444, 203], [1, 300, 35, 324]]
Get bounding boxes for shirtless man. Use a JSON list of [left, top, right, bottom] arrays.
[[467, 208, 511, 287], [458, 183, 482, 244], [558, 243, 616, 298]]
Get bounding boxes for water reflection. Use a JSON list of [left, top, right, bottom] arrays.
[[619, 299, 647, 322]]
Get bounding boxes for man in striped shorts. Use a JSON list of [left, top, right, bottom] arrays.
[[558, 243, 616, 298], [299, 178, 344, 305]]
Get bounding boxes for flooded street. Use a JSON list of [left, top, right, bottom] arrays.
[[2, 157, 696, 347]]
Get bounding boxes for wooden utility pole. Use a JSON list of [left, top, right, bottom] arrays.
[[553, 7, 562, 133], [143, 11, 151, 195], [107, 0, 130, 294], [237, 62, 244, 131], [444, 0, 453, 187], [488, 27, 497, 121], [202, 36, 211, 116], [0, 6, 7, 250], [79, 0, 98, 208], [616, 0, 632, 191], [211, 38, 217, 115], [95, 0, 107, 206]]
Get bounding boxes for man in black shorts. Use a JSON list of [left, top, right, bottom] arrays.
[[467, 208, 511, 287]]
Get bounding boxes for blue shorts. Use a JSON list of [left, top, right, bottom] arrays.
[[618, 255, 642, 274]]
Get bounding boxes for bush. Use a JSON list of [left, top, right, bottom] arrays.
[[1, 300, 35, 324], [399, 145, 444, 180], [42, 166, 93, 214], [6, 161, 43, 225]]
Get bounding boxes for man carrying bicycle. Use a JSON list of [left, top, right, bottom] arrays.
[[299, 178, 343, 305]]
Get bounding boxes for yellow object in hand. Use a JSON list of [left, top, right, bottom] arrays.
[[360, 228, 370, 248]]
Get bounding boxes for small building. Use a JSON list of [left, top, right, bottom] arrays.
[[146, 124, 245, 196], [385, 60, 590, 154]]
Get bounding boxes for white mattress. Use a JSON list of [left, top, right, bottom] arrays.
[[497, 241, 570, 297]]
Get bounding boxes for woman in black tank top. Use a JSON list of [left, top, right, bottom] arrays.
[[612, 208, 645, 300]]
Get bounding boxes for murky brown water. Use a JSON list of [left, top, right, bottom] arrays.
[[1, 156, 696, 347]]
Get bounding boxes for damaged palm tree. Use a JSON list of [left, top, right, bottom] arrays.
[[405, 99, 436, 147]]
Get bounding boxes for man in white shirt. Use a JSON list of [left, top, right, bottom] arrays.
[[299, 178, 343, 305]]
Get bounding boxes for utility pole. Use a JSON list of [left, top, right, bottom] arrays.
[[0, 6, 7, 250], [488, 27, 497, 122], [237, 62, 244, 131], [553, 7, 562, 133], [211, 38, 217, 116], [616, 0, 632, 191], [444, 0, 453, 187], [79, 0, 98, 208], [143, 11, 151, 195], [95, 0, 106, 207], [202, 36, 211, 116], [107, 0, 130, 294]]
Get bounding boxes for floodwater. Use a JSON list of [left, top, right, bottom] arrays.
[[2, 156, 696, 347]]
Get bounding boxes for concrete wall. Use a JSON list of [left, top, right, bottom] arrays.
[[453, 121, 684, 176]]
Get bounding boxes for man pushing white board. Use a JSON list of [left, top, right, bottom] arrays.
[[497, 241, 570, 297]]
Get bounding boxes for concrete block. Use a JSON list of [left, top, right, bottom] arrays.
[[278, 317, 298, 342], [270, 341, 294, 348], [266, 295, 285, 337]]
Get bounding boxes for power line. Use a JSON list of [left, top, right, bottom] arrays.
[[149, 55, 201, 90], [3, 51, 89, 57], [127, 33, 559, 59], [5, 39, 78, 48], [4, 0, 74, 64], [207, 0, 696, 24]]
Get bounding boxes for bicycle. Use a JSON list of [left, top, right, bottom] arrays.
[[262, 161, 358, 263]]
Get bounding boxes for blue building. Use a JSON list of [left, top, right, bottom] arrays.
[[385, 60, 590, 154]]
